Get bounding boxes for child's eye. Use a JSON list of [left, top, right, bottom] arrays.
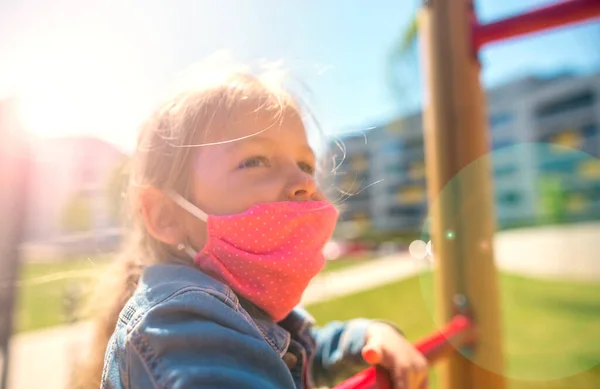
[[298, 161, 315, 175], [238, 156, 270, 169]]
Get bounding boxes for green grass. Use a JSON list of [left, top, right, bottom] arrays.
[[307, 272, 600, 389], [321, 256, 371, 273], [13, 255, 369, 333], [15, 256, 111, 333]]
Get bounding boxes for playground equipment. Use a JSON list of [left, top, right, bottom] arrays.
[[0, 1, 599, 389], [334, 0, 600, 388], [335, 314, 473, 389]]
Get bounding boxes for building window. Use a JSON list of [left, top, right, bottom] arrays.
[[352, 210, 370, 221], [584, 184, 600, 200], [408, 161, 426, 180], [385, 164, 407, 176], [76, 155, 97, 192], [404, 138, 424, 149], [389, 206, 423, 218], [552, 131, 583, 150], [498, 191, 521, 206], [565, 193, 589, 214], [489, 112, 514, 128], [492, 138, 514, 150], [396, 186, 426, 205], [339, 176, 363, 194], [382, 139, 403, 155], [582, 123, 598, 139], [578, 159, 600, 180], [539, 124, 598, 156], [539, 157, 579, 175], [350, 154, 369, 173], [495, 165, 517, 178], [535, 90, 595, 118]]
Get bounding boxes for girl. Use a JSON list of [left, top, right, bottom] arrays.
[[77, 63, 428, 389]]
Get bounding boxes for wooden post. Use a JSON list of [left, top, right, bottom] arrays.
[[0, 98, 30, 389], [419, 0, 506, 388]]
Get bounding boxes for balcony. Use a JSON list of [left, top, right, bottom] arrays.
[[536, 105, 595, 127], [402, 147, 425, 162], [538, 171, 600, 191], [494, 164, 518, 178], [537, 146, 590, 173], [489, 111, 515, 131], [382, 215, 425, 231], [394, 188, 427, 206]]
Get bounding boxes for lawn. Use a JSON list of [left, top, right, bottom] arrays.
[[321, 255, 371, 273], [14, 254, 370, 332], [14, 256, 111, 333], [307, 272, 600, 389]]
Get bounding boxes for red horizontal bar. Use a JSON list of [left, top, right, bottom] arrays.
[[333, 315, 473, 389], [473, 0, 600, 50]]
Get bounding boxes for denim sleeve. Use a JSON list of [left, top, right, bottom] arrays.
[[310, 319, 373, 387], [126, 288, 295, 389]]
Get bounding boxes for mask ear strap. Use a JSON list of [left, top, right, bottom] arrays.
[[168, 191, 209, 222], [184, 245, 199, 259]]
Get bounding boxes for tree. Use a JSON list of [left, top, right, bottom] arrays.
[[538, 175, 566, 224], [387, 14, 420, 102], [105, 157, 130, 224], [61, 193, 93, 233]]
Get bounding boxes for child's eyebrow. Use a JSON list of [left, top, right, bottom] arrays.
[[302, 145, 317, 161], [227, 136, 316, 160]]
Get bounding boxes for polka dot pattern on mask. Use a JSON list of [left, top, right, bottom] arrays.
[[194, 201, 339, 322]]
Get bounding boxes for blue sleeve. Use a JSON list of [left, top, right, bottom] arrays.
[[126, 289, 295, 389], [311, 319, 373, 387]]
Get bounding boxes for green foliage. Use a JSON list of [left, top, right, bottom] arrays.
[[106, 157, 130, 224], [358, 228, 420, 245], [387, 14, 420, 104], [15, 256, 111, 332], [539, 175, 567, 223], [61, 194, 93, 233]]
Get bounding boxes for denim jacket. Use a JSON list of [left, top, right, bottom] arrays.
[[101, 263, 373, 389]]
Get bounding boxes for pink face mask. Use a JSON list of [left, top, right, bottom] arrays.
[[171, 193, 339, 322]]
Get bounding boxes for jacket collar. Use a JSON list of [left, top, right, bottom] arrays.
[[238, 298, 316, 357], [142, 262, 313, 357]]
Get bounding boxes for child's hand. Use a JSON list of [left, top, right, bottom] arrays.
[[362, 322, 429, 389]]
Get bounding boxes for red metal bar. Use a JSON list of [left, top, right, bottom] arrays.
[[473, 0, 600, 50], [333, 315, 473, 389]]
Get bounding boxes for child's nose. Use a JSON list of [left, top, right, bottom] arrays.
[[286, 174, 317, 202]]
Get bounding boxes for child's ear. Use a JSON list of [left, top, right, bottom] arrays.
[[139, 186, 184, 246]]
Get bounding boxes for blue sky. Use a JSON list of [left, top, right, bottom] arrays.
[[1, 0, 599, 152]]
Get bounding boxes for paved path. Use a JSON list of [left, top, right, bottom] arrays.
[[8, 253, 422, 389], [8, 321, 92, 389], [302, 253, 426, 305]]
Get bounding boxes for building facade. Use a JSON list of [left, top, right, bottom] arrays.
[[25, 136, 127, 243], [332, 72, 600, 234]]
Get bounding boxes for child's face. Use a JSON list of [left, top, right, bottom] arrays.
[[190, 94, 324, 218]]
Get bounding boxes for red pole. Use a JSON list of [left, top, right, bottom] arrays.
[[473, 0, 600, 50], [333, 315, 474, 389]]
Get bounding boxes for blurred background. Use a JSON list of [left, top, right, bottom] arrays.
[[0, 0, 599, 388]]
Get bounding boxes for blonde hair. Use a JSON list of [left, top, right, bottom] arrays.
[[73, 59, 329, 389]]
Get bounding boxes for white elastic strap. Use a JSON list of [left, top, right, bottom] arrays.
[[184, 245, 199, 259], [168, 191, 209, 222]]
